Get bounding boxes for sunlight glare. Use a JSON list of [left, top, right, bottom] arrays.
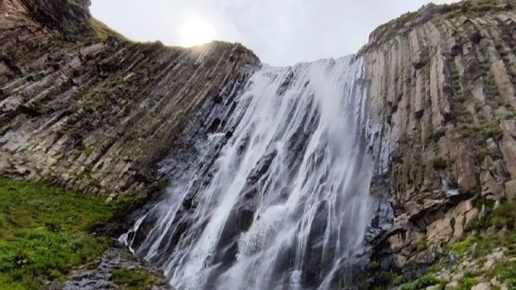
[[178, 17, 217, 47]]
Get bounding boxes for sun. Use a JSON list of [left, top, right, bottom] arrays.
[[178, 18, 217, 47]]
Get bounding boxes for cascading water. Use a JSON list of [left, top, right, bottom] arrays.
[[123, 56, 379, 290]]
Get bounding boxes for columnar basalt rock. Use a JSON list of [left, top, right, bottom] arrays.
[[0, 0, 260, 199], [3, 0, 516, 287], [360, 0, 516, 276]]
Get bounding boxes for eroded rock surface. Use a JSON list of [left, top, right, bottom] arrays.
[[59, 247, 173, 290], [361, 0, 516, 279], [0, 0, 260, 199], [3, 0, 516, 288]]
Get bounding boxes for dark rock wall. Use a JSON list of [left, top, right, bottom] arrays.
[[361, 0, 516, 276], [0, 0, 260, 198]]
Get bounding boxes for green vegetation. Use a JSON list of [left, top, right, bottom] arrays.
[[392, 197, 516, 290], [112, 268, 153, 290], [417, 235, 429, 253], [431, 199, 516, 287], [50, 16, 126, 44], [90, 18, 126, 41], [450, 235, 477, 256], [491, 199, 516, 230], [393, 274, 405, 286], [0, 178, 125, 289], [400, 274, 442, 290], [456, 276, 477, 290], [493, 260, 516, 288]]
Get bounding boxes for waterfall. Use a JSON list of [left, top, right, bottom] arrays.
[[123, 56, 377, 290]]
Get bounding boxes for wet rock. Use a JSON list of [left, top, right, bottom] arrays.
[[302, 200, 330, 288], [60, 247, 173, 290]]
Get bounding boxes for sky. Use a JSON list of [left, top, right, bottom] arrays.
[[90, 0, 457, 66]]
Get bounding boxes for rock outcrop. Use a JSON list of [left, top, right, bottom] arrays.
[[3, 0, 516, 287], [0, 0, 259, 198], [360, 0, 516, 280]]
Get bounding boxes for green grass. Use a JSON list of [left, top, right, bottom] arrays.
[[400, 274, 442, 290], [0, 178, 123, 289], [112, 268, 152, 290], [456, 276, 477, 290], [90, 18, 126, 41], [493, 260, 516, 288], [417, 235, 429, 253], [450, 236, 477, 256], [491, 200, 516, 230]]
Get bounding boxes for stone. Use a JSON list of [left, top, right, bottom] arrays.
[[486, 138, 500, 156], [490, 277, 507, 290], [483, 250, 507, 271], [360, 1, 516, 281], [437, 268, 452, 281], [406, 200, 422, 217], [61, 248, 174, 290], [472, 282, 491, 290], [505, 179, 516, 200], [446, 200, 478, 241], [451, 272, 465, 282], [466, 243, 477, 259], [500, 136, 516, 178], [428, 217, 453, 243], [492, 160, 510, 181], [448, 250, 460, 264], [483, 156, 495, 170], [359, 0, 516, 286], [464, 208, 479, 230], [446, 281, 459, 290], [456, 148, 478, 191], [481, 171, 504, 198]]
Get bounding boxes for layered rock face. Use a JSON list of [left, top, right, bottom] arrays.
[[361, 0, 516, 276], [3, 0, 516, 287], [0, 0, 259, 198]]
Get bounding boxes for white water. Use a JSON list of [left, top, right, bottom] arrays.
[[125, 56, 375, 290]]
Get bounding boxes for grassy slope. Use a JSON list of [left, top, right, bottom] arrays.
[[395, 199, 516, 290], [0, 178, 124, 289]]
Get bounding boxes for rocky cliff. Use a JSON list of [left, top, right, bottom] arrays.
[[0, 0, 259, 200], [3, 0, 516, 288], [360, 0, 516, 286]]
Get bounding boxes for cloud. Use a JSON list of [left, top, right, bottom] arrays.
[[90, 0, 458, 65]]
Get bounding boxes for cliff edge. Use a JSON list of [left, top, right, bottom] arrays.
[[0, 0, 260, 199], [360, 0, 516, 288]]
